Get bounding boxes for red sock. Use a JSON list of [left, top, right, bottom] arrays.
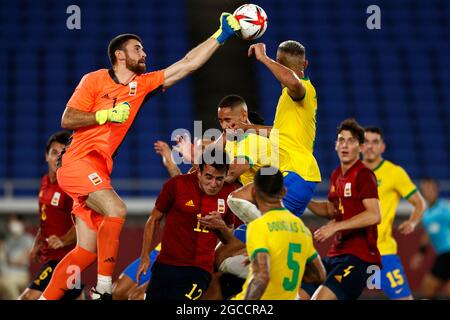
[[41, 246, 96, 300], [97, 216, 125, 276]]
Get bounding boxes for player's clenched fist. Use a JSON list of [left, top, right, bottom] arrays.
[[95, 101, 131, 125], [211, 13, 241, 45], [248, 43, 267, 60]]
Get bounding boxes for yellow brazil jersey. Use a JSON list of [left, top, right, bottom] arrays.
[[269, 77, 321, 182], [225, 132, 272, 185], [234, 208, 318, 300], [374, 160, 417, 255]]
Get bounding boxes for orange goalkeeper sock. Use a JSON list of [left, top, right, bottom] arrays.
[[97, 216, 125, 277], [41, 246, 96, 300]]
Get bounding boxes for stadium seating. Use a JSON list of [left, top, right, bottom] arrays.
[[0, 0, 449, 197], [256, 0, 450, 189], [0, 0, 193, 195]]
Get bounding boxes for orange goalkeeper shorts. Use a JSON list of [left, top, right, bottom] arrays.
[[57, 152, 112, 231]]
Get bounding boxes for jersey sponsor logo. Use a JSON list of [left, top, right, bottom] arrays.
[[129, 81, 137, 96], [344, 182, 352, 197], [218, 199, 225, 213], [51, 192, 61, 206], [185, 200, 195, 207], [88, 172, 103, 186]]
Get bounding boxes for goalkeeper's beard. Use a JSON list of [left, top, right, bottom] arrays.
[[126, 56, 146, 75]]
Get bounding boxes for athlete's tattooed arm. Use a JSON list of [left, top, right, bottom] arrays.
[[243, 251, 270, 300]]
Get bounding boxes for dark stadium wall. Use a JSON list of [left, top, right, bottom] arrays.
[[185, 0, 262, 130]]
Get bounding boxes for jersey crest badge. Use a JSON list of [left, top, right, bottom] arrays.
[[88, 172, 103, 186], [51, 192, 61, 206], [218, 199, 225, 213], [344, 182, 352, 197], [129, 81, 137, 96]]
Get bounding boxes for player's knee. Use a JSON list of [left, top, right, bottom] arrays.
[[226, 196, 261, 225], [128, 286, 146, 300], [109, 201, 127, 218], [112, 282, 130, 300]]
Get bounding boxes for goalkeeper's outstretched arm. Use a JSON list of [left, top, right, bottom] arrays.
[[163, 13, 240, 88]]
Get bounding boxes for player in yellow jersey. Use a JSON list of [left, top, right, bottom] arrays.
[[229, 41, 320, 220], [362, 126, 426, 299], [218, 95, 272, 186], [234, 167, 325, 300]]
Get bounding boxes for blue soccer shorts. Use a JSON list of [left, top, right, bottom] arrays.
[[123, 248, 160, 286], [282, 171, 317, 217], [380, 254, 412, 299]]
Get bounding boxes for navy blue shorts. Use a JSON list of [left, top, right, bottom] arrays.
[[322, 255, 375, 300], [145, 262, 211, 301], [302, 254, 375, 300]]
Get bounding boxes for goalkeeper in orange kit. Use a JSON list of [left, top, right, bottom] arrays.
[[39, 13, 240, 300]]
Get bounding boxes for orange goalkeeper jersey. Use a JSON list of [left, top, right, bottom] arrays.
[[61, 68, 165, 172]]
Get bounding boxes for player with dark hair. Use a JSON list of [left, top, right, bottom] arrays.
[[18, 131, 82, 300], [411, 178, 450, 299], [234, 167, 325, 300], [363, 126, 426, 299], [39, 15, 241, 300], [307, 119, 382, 300], [137, 150, 237, 300], [217, 94, 272, 186]]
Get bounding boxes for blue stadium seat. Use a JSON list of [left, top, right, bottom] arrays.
[[0, 0, 449, 196]]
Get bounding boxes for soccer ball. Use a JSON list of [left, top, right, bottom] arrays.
[[233, 4, 268, 40]]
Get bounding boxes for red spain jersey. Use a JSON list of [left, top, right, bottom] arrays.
[[38, 175, 75, 262], [61, 68, 165, 172], [327, 160, 381, 265], [155, 172, 236, 273]]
